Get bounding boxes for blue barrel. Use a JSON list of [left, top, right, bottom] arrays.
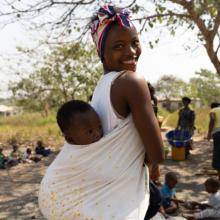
[[166, 130, 192, 147]]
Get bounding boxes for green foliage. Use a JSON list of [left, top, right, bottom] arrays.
[[9, 43, 102, 112], [155, 75, 188, 99], [155, 69, 220, 103], [189, 69, 220, 104]]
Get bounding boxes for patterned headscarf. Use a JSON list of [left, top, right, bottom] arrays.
[[90, 5, 132, 60]]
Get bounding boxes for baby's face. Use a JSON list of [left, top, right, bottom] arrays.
[[66, 110, 103, 145], [167, 179, 177, 189]]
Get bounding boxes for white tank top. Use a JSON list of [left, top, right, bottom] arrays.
[[91, 71, 124, 135]]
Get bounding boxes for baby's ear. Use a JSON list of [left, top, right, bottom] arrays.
[[64, 133, 74, 144]]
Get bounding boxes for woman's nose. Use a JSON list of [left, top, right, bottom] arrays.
[[125, 45, 136, 55]]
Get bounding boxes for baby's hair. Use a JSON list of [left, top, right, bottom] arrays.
[[56, 100, 94, 133], [165, 172, 178, 182], [205, 177, 220, 189]]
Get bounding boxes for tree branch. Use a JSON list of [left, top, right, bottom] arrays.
[[170, 0, 210, 40], [133, 12, 188, 22], [210, 3, 220, 40]]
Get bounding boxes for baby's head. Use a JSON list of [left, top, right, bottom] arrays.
[[165, 172, 178, 189], [57, 100, 103, 145], [204, 177, 220, 194], [90, 5, 141, 73]]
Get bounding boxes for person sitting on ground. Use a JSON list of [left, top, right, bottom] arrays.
[[184, 177, 220, 220], [56, 100, 103, 145], [35, 140, 51, 157], [7, 144, 22, 167], [0, 148, 8, 169], [22, 148, 41, 163], [160, 172, 179, 217]]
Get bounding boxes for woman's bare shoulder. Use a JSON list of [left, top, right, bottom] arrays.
[[115, 71, 147, 89]]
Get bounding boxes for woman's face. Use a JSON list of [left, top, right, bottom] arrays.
[[103, 24, 141, 73]]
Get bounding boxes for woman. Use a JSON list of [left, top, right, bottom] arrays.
[[38, 5, 163, 220]]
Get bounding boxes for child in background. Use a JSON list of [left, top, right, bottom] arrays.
[[22, 148, 33, 163], [185, 177, 220, 220], [35, 140, 51, 157], [160, 172, 179, 217], [22, 148, 41, 163], [7, 144, 22, 166], [0, 148, 8, 169], [56, 99, 103, 145]]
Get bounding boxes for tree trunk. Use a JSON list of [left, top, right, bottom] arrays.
[[205, 41, 220, 77]]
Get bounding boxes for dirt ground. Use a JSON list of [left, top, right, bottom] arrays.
[[0, 134, 219, 220]]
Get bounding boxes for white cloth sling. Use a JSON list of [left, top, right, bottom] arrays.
[[38, 115, 149, 220]]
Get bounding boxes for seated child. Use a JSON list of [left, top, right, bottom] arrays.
[[185, 177, 220, 220], [160, 172, 179, 217], [35, 140, 51, 157], [56, 99, 103, 145], [22, 148, 41, 163], [0, 148, 8, 169], [7, 144, 22, 167]]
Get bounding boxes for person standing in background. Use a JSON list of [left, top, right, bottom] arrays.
[[176, 97, 195, 157], [207, 102, 220, 180]]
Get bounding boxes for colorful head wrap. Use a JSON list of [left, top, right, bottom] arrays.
[[90, 5, 132, 60]]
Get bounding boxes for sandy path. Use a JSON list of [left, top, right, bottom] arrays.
[[0, 135, 218, 220]]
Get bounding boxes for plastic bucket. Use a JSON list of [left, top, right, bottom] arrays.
[[171, 146, 185, 161], [166, 130, 192, 161]]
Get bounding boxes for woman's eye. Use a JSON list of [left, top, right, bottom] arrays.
[[114, 44, 124, 49]]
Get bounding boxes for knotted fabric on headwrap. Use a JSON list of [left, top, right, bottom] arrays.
[[90, 5, 132, 59]]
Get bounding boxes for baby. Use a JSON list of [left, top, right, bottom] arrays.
[[56, 99, 103, 145]]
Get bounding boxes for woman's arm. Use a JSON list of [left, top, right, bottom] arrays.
[[111, 71, 164, 164]]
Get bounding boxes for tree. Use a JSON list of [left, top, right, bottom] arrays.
[[1, 1, 220, 75], [188, 69, 220, 104], [9, 43, 102, 114], [155, 74, 187, 99]]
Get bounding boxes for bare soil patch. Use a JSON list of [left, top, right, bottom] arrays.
[[0, 135, 217, 220]]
